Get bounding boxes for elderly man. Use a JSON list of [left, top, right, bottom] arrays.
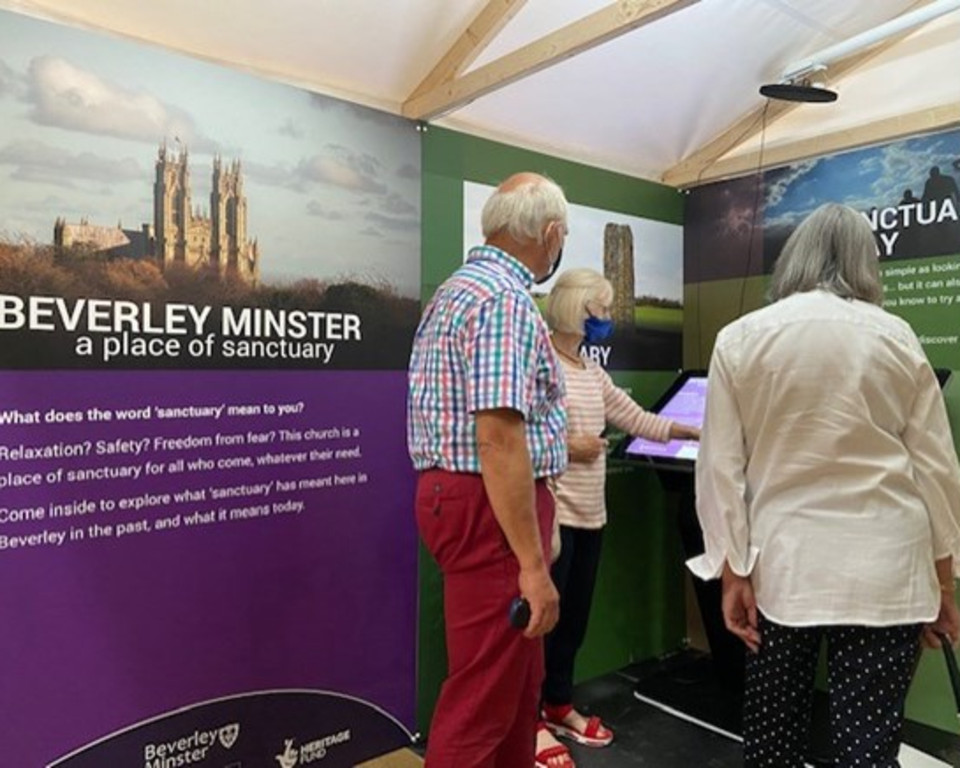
[[408, 172, 569, 768]]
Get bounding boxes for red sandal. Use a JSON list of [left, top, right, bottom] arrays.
[[542, 703, 614, 748], [535, 721, 575, 768]]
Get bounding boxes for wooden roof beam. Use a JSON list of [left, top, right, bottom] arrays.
[[403, 0, 699, 121], [407, 0, 529, 102], [674, 102, 960, 186]]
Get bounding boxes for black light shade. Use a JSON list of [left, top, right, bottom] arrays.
[[759, 82, 838, 102]]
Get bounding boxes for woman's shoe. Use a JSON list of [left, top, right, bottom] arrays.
[[535, 720, 576, 768], [542, 703, 613, 748]]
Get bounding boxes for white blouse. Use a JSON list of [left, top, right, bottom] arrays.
[[688, 290, 960, 626]]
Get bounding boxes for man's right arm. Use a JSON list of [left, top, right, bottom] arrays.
[[475, 407, 559, 638]]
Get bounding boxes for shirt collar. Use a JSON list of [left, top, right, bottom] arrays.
[[466, 245, 535, 289]]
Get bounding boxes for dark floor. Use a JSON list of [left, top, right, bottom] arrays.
[[415, 651, 960, 767], [413, 652, 745, 767], [561, 663, 743, 767], [575, 650, 960, 768]]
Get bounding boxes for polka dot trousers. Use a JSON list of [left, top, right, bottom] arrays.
[[743, 613, 921, 768]]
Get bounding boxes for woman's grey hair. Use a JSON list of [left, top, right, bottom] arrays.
[[769, 202, 883, 305], [481, 176, 568, 243], [543, 268, 614, 334]]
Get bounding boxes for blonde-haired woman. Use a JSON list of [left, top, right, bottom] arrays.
[[534, 268, 699, 768]]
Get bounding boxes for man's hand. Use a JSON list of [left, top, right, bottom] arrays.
[[721, 562, 760, 653], [519, 563, 559, 638], [475, 408, 557, 638], [567, 434, 607, 463]]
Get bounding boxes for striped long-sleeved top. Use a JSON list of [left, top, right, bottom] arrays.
[[407, 246, 567, 478], [552, 357, 673, 529]]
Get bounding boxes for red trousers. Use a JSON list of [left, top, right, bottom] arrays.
[[416, 469, 554, 768]]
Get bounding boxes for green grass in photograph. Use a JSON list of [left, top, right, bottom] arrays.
[[635, 304, 683, 331], [533, 296, 682, 333]]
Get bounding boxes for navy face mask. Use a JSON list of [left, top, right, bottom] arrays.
[[534, 247, 563, 285], [583, 313, 614, 344]]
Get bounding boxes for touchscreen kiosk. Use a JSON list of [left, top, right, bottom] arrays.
[[620, 370, 707, 471], [617, 369, 745, 693]]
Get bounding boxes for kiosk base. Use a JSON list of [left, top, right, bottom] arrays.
[[637, 471, 744, 729], [675, 484, 745, 695]]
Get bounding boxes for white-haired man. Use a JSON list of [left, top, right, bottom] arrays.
[[408, 172, 569, 768]]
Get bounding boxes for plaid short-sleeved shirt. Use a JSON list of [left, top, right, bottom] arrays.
[[407, 245, 567, 477]]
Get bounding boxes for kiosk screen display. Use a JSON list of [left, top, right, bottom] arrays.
[[622, 373, 707, 464], [620, 367, 950, 469]]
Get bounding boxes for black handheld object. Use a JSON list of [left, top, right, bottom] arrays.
[[935, 631, 960, 716], [508, 597, 531, 629]]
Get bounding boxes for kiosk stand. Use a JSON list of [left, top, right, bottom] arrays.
[[673, 479, 745, 695], [616, 371, 744, 710]]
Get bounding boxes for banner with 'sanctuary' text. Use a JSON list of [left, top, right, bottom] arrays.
[[685, 127, 960, 369], [0, 10, 421, 766]]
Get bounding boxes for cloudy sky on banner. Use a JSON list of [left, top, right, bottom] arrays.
[[0, 11, 421, 297], [763, 131, 960, 231]]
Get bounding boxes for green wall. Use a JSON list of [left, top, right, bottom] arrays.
[[417, 126, 687, 733], [683, 276, 767, 370]]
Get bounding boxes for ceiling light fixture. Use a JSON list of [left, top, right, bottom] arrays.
[[759, 0, 960, 103], [759, 65, 837, 103]]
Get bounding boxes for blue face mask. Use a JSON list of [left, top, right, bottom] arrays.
[[583, 314, 614, 344]]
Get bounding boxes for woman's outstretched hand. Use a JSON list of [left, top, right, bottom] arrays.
[[670, 422, 701, 441]]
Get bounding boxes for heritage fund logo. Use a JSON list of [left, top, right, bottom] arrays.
[[142, 723, 239, 767], [274, 729, 351, 766]]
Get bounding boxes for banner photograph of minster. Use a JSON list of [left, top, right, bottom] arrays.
[[0, 11, 421, 370]]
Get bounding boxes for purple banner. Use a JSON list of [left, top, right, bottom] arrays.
[[0, 370, 417, 765], [50, 691, 410, 768]]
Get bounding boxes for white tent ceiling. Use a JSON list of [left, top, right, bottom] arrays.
[[1, 0, 957, 184]]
